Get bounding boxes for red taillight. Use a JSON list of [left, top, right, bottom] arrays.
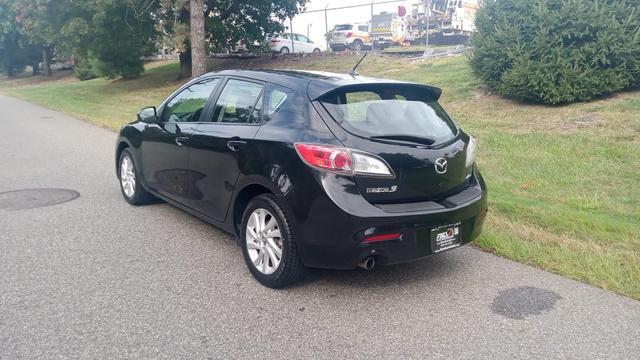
[[271, 39, 280, 43], [346, 32, 353, 38], [294, 143, 353, 174], [363, 232, 402, 243]]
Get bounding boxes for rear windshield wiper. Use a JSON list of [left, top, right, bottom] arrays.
[[371, 135, 436, 146]]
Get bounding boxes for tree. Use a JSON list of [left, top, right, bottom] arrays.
[[0, 0, 21, 76], [12, 0, 158, 80], [471, 0, 640, 104], [87, 0, 159, 79], [160, 0, 306, 79], [15, 0, 58, 75], [190, 0, 206, 77], [0, 0, 39, 77], [14, 0, 94, 76]]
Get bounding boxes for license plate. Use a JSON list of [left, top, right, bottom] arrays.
[[430, 222, 461, 253]]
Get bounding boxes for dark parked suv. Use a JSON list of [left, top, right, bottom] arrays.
[[115, 69, 488, 287]]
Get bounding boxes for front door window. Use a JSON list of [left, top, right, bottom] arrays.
[[161, 78, 219, 123]]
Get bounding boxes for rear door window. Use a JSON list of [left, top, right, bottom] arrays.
[[295, 34, 310, 43], [358, 25, 369, 32], [210, 79, 263, 124], [319, 86, 457, 145]]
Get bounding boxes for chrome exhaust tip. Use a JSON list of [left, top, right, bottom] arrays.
[[358, 257, 376, 271]]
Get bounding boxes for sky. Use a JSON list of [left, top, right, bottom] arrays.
[[290, 0, 417, 49]]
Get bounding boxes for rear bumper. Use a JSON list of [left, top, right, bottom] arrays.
[[284, 167, 488, 269], [329, 42, 350, 50], [371, 37, 393, 46]]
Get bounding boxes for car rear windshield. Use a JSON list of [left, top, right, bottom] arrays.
[[318, 86, 458, 146], [335, 24, 353, 31]]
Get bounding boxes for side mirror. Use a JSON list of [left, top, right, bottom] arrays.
[[138, 106, 158, 123]]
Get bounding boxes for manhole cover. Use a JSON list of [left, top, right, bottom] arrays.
[[0, 188, 80, 210], [491, 286, 562, 320]]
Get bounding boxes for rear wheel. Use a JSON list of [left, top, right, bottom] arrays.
[[350, 39, 363, 51], [312, 48, 321, 54], [119, 149, 154, 205], [280, 46, 290, 54], [241, 194, 305, 288]]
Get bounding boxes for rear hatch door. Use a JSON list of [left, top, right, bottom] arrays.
[[315, 84, 472, 204], [331, 24, 353, 42]]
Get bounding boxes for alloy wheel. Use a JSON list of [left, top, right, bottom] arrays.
[[120, 155, 136, 198], [245, 208, 283, 275]]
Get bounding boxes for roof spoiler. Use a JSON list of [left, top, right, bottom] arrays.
[[308, 82, 443, 102]]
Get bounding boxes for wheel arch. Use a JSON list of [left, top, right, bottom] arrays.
[[115, 140, 131, 176], [232, 183, 275, 238]]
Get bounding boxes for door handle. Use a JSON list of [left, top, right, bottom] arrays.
[[175, 136, 189, 146], [227, 140, 247, 151]]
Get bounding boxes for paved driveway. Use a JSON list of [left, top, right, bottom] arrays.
[[1, 95, 638, 359]]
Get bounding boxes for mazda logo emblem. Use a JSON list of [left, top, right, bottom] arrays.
[[434, 158, 448, 174]]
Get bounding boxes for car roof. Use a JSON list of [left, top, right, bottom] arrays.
[[201, 69, 442, 100]]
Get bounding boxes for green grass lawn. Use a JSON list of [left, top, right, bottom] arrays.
[[2, 54, 638, 299]]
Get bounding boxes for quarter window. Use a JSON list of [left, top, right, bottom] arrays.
[[211, 79, 264, 124], [266, 88, 288, 117], [358, 25, 368, 32], [161, 78, 218, 123]]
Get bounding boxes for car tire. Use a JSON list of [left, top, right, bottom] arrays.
[[312, 48, 321, 54], [350, 40, 363, 51], [118, 148, 154, 205], [241, 194, 305, 288], [280, 46, 290, 54]]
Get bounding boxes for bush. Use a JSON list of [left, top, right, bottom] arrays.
[[90, 54, 145, 80], [87, 0, 157, 79], [74, 58, 97, 81], [471, 0, 640, 104]]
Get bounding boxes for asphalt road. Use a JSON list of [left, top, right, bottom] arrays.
[[1, 95, 639, 359]]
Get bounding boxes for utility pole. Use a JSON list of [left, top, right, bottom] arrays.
[[371, 0, 375, 53], [325, 3, 329, 51], [423, 0, 430, 57], [290, 18, 295, 53]]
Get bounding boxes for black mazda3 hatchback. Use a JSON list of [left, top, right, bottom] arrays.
[[115, 69, 488, 287]]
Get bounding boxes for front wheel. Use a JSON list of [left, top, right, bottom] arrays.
[[118, 149, 154, 205], [241, 194, 305, 288]]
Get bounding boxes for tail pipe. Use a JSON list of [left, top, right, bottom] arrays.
[[358, 257, 376, 271]]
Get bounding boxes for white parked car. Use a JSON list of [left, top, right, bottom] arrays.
[[269, 33, 321, 54]]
